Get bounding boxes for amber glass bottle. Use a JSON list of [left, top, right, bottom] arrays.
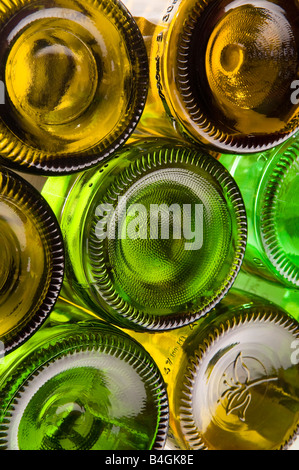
[[0, 167, 64, 354], [0, 0, 148, 174], [149, 0, 299, 153]]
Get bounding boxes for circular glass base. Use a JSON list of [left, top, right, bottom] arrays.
[[0, 324, 169, 450], [180, 308, 299, 450], [162, 0, 299, 152], [63, 143, 247, 330]]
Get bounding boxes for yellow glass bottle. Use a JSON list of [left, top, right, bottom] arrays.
[[149, 0, 299, 153], [0, 167, 64, 354], [0, 0, 148, 174], [127, 290, 299, 450]]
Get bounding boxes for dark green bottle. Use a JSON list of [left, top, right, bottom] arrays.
[[42, 139, 247, 331]]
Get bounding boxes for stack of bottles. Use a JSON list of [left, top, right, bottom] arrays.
[[0, 0, 298, 451]]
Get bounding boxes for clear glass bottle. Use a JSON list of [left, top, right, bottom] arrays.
[[143, 0, 299, 153], [0, 299, 169, 451], [41, 138, 247, 331], [0, 0, 148, 174], [0, 166, 64, 354], [219, 134, 299, 322], [127, 289, 299, 450]]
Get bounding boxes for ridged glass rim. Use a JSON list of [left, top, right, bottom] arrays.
[[88, 147, 247, 331], [0, 0, 149, 175], [164, 0, 298, 153], [0, 167, 65, 354], [259, 143, 299, 286], [179, 307, 299, 450], [0, 326, 169, 450]]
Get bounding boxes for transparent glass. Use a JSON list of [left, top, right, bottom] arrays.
[[219, 134, 299, 322], [0, 299, 169, 451], [42, 138, 247, 331], [127, 289, 299, 450], [0, 0, 148, 174], [141, 0, 299, 153], [0, 167, 64, 354]]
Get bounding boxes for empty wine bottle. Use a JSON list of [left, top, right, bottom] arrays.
[[0, 0, 148, 174], [0, 299, 169, 450], [41, 138, 247, 331], [0, 167, 64, 354], [127, 289, 299, 450], [151, 0, 299, 153], [219, 134, 299, 321]]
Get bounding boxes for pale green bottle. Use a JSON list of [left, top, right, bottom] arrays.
[[0, 299, 169, 450]]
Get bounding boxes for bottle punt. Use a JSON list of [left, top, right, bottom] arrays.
[[0, 0, 148, 174], [0, 167, 64, 353]]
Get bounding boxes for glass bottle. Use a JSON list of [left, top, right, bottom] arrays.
[[41, 138, 247, 331], [146, 0, 299, 153], [0, 299, 169, 451], [0, 0, 148, 175], [127, 289, 299, 450], [219, 134, 299, 322], [0, 166, 64, 354]]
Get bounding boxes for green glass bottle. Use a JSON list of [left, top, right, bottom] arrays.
[[219, 134, 299, 322], [146, 0, 299, 153], [0, 167, 64, 354], [42, 139, 247, 331], [127, 289, 299, 450], [0, 0, 148, 174], [0, 299, 169, 451]]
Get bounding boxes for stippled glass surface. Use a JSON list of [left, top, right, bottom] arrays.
[[0, 305, 169, 450], [155, 0, 299, 152], [42, 139, 247, 331]]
